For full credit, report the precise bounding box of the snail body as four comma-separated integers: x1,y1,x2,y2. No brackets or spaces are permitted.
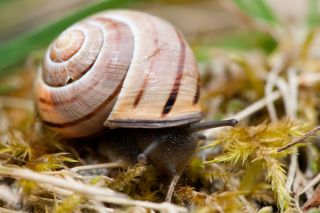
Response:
34,10,237,175
100,128,197,175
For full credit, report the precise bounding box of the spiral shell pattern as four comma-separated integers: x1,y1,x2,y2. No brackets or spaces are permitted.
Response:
35,10,202,137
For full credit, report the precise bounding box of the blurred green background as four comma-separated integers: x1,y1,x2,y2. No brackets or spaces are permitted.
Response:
0,0,318,76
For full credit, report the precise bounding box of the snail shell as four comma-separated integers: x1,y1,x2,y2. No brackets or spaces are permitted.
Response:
34,10,202,137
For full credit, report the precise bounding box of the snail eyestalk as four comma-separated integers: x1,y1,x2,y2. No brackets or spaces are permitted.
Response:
188,119,238,132
137,140,160,163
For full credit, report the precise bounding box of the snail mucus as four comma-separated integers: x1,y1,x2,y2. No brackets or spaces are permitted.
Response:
34,10,238,177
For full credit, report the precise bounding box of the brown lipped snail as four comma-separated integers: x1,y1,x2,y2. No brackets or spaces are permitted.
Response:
34,10,238,176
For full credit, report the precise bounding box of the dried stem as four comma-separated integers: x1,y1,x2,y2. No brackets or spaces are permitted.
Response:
297,173,320,197
284,68,299,193
0,184,21,206
239,195,257,213
278,126,320,152
70,162,126,172
204,91,281,138
0,166,119,196
285,152,298,191
228,91,281,121
165,171,182,203
0,207,26,213
26,195,114,212
265,63,283,122
0,166,187,212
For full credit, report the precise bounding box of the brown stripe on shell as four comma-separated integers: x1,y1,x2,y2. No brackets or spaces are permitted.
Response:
39,97,51,105
161,30,186,116
41,82,123,128
132,47,161,107
132,16,159,108
133,78,148,107
193,81,200,104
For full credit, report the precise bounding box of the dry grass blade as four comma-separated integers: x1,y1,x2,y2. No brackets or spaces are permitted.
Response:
297,173,320,197
0,207,26,213
278,126,320,152
70,162,126,172
0,184,20,205
0,166,187,212
26,195,114,212
0,166,119,196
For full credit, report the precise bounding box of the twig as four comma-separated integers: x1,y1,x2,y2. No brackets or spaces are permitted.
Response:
0,166,187,212
297,173,320,197
294,169,314,199
275,77,289,114
228,170,256,213
39,183,74,196
165,171,182,203
299,72,320,86
203,91,281,138
0,207,26,213
285,68,299,192
27,195,114,212
288,67,298,119
278,126,320,152
239,195,257,213
0,153,28,164
285,152,298,191
89,200,113,213
0,184,21,206
70,162,126,172
0,166,118,196
227,91,281,121
265,63,283,122
45,169,114,182
274,67,298,119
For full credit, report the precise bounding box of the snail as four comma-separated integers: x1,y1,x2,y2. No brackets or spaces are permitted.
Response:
34,10,238,176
